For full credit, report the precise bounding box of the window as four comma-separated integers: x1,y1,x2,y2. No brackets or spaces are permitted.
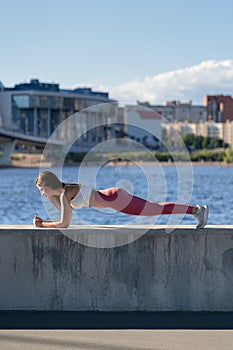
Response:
12,95,30,108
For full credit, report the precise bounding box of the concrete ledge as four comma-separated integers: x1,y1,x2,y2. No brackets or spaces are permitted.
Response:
0,225,233,311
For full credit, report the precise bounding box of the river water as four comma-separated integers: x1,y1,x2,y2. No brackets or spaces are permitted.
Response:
0,164,232,226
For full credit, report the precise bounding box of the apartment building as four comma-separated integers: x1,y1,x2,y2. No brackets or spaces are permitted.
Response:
163,120,233,148
138,100,207,123
203,95,233,122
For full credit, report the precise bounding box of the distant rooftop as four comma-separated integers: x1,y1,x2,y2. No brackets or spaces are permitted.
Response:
3,79,109,98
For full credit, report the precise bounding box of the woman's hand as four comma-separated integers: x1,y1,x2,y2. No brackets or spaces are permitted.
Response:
33,215,43,227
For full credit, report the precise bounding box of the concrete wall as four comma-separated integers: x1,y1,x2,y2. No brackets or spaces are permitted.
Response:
0,225,233,311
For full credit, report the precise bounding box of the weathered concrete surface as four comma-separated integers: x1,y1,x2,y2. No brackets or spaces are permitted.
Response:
0,225,233,311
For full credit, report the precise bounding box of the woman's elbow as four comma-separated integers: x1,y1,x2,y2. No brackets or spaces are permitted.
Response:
57,221,70,228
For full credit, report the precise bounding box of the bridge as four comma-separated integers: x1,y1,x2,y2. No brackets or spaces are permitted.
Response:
0,128,65,166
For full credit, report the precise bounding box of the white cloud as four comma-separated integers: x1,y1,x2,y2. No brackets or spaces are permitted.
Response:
71,81,108,94
110,60,233,104
72,60,233,105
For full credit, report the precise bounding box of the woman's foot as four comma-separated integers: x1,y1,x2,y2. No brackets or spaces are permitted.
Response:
194,205,209,229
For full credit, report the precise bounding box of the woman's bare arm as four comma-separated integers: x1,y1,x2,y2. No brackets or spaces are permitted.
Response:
48,195,61,210
34,193,72,228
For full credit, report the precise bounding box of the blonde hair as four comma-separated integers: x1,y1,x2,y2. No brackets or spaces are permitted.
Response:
35,171,63,189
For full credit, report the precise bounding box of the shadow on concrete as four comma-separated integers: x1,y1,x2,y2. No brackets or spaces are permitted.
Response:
0,312,233,330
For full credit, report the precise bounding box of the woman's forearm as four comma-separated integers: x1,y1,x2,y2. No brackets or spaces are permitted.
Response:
34,192,72,229
39,220,70,228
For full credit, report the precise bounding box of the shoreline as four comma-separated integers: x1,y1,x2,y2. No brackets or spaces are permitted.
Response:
4,153,232,168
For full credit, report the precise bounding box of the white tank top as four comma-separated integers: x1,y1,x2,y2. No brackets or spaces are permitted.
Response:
70,185,93,209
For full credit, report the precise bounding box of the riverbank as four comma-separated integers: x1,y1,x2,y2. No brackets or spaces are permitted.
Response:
6,152,233,168
11,153,52,168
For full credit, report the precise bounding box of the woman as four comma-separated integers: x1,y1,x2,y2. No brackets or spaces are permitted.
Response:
33,171,208,229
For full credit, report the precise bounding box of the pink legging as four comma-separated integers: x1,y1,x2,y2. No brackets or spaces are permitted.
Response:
92,187,194,216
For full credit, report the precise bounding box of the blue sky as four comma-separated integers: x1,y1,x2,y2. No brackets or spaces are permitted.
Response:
1,0,233,104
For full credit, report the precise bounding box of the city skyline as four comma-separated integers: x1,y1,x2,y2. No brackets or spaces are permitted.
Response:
1,0,233,104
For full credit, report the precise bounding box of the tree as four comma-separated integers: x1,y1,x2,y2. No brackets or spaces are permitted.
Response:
182,133,226,150
182,133,196,149
194,135,204,150
223,148,233,163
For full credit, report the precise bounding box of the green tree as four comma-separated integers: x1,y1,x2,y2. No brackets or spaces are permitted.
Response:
183,133,227,150
194,135,204,150
223,148,233,163
182,133,195,149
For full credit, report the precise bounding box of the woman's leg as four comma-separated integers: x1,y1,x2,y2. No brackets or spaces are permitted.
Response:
92,187,194,216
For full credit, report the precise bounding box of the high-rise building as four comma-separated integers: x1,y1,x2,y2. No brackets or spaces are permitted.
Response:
203,95,233,123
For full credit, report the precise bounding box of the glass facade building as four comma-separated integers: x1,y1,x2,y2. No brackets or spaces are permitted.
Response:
0,80,116,141
0,79,120,143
